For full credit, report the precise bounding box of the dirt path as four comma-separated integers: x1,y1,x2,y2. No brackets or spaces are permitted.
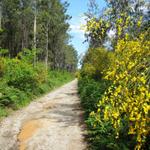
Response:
0,80,87,150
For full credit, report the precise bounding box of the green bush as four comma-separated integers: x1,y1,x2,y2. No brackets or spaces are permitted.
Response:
78,76,135,150
0,58,5,77
78,76,112,149
0,53,74,117
78,37,150,149
4,58,39,92
81,47,114,79
86,112,137,150
78,77,110,115
0,107,8,118
0,80,30,109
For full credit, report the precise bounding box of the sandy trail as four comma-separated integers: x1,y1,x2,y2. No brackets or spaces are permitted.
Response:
0,80,87,150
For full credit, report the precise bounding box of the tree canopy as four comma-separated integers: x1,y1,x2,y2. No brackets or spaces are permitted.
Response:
0,0,78,71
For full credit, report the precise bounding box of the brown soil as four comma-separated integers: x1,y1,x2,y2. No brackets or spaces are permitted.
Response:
18,120,42,150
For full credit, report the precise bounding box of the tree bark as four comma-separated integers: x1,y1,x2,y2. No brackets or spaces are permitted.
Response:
0,2,2,29
33,1,37,66
45,24,49,70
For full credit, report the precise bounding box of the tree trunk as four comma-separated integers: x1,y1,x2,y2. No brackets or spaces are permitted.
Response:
21,19,25,49
45,24,49,70
33,9,37,65
0,2,2,29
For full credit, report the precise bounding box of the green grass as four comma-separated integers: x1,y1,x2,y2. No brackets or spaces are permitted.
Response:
0,107,8,118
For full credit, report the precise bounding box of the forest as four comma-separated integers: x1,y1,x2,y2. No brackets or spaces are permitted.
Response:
0,0,77,117
78,0,150,150
0,0,150,149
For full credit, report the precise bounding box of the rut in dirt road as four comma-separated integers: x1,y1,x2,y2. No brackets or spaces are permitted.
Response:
0,80,87,150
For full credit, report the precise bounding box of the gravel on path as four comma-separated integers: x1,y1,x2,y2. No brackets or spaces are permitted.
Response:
0,80,87,150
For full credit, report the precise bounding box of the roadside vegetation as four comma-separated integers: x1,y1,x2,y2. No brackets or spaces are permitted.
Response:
78,0,150,150
0,50,74,118
0,0,77,118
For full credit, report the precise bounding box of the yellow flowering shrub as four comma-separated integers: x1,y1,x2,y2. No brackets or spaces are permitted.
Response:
81,10,150,150
92,35,150,149
86,18,110,44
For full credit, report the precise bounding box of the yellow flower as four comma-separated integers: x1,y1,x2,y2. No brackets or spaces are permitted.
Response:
140,77,146,84
139,87,146,92
97,108,100,113
90,111,95,116
132,77,137,82
128,127,135,135
112,111,119,119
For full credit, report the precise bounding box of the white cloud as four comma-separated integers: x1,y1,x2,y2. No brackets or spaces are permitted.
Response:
69,24,84,34
69,14,87,33
68,14,87,41
79,15,87,25
108,29,115,38
141,5,149,14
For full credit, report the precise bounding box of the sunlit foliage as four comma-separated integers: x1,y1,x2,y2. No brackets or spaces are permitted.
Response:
79,2,150,149
89,34,150,149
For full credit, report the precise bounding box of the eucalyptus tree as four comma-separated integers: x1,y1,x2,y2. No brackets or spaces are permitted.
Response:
47,0,71,69
0,0,78,71
64,45,78,72
0,1,2,30
37,0,51,69
32,0,37,49
1,0,21,56
20,0,34,49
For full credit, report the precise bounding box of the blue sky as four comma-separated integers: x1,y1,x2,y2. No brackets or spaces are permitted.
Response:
65,0,106,57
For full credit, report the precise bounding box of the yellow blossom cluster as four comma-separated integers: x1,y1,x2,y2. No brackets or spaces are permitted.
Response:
93,35,150,149
86,17,110,43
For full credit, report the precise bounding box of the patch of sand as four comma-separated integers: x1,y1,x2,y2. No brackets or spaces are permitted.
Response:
18,120,42,150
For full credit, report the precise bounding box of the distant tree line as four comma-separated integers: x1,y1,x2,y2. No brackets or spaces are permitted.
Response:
0,0,78,71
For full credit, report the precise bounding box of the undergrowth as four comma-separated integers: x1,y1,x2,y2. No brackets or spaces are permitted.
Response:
0,50,74,118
